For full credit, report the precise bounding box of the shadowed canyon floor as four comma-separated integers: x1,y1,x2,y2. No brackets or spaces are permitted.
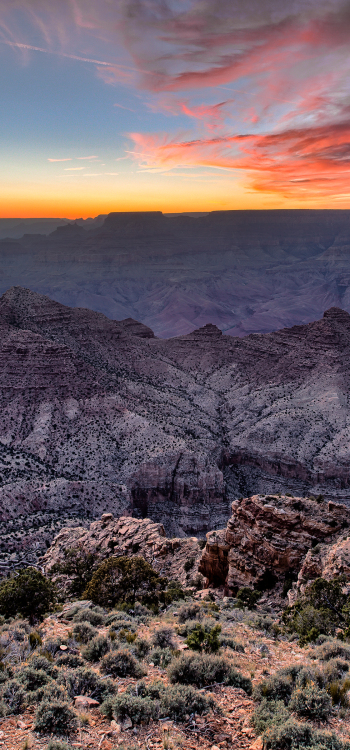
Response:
1,287,350,561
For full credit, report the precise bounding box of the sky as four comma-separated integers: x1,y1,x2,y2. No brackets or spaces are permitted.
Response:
1,0,350,216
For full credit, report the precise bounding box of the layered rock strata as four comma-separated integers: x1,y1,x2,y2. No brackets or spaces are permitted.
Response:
42,513,204,589
199,495,350,592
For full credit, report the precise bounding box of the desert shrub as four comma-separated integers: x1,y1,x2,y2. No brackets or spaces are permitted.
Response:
236,587,261,609
101,649,145,679
83,556,166,608
50,545,98,598
168,652,252,692
250,698,290,734
34,700,78,734
72,606,105,627
1,679,26,714
55,653,85,669
132,638,150,659
118,628,137,644
249,614,280,638
289,681,332,721
253,671,296,705
46,741,75,750
101,681,215,724
29,630,42,649
27,682,69,705
43,638,63,657
17,666,51,691
283,603,335,645
105,611,134,626
109,619,137,634
263,718,350,750
82,635,110,662
313,640,350,662
72,621,98,644
151,627,176,650
159,683,215,721
149,647,173,668
186,622,221,653
101,693,158,724
0,569,56,624
29,655,58,675
219,635,244,652
283,578,350,644
57,667,116,702
178,603,202,623
184,557,195,573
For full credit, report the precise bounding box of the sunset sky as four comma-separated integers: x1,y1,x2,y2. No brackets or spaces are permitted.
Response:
1,0,350,216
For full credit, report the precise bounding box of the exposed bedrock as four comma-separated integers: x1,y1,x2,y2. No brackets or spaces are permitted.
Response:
199,495,350,592
1,287,350,542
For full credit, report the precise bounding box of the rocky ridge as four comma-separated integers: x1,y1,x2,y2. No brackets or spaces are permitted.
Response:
42,513,204,589
199,494,350,593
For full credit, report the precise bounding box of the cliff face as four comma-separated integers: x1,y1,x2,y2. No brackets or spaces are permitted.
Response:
199,495,350,592
1,287,350,556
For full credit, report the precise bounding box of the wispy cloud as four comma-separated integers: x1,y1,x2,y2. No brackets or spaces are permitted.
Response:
76,155,98,160
64,166,85,170
48,157,72,162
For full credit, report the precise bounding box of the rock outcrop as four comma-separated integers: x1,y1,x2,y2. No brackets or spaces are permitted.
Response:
199,495,350,592
288,535,350,603
2,287,350,560
42,513,204,589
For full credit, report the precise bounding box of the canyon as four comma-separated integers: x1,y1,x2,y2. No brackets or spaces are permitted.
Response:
0,287,350,564
1,209,350,338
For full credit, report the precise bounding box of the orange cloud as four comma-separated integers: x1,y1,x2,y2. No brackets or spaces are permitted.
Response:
129,121,350,198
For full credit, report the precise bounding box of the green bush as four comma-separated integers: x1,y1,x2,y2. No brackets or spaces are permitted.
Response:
105,611,134,626
168,652,252,692
72,621,98,644
55,653,85,669
263,718,350,750
236,587,261,610
27,682,69,706
186,623,221,653
178,603,201,623
0,569,56,624
313,640,350,662
159,683,215,721
46,741,75,750
29,630,42,649
34,700,78,735
1,679,26,714
43,638,63,657
151,627,176,649
289,681,332,721
100,680,215,724
149,647,173,668
29,655,58,675
132,638,150,659
72,606,105,627
253,665,305,705
50,546,97,598
101,649,145,679
219,635,244,652
83,556,166,608
57,667,116,702
17,667,51,691
101,693,158,724
250,699,290,734
82,635,110,662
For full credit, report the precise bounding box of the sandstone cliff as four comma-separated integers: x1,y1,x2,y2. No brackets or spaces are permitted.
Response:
199,494,350,593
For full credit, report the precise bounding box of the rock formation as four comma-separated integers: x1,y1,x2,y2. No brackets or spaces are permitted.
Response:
42,513,203,589
199,495,350,592
1,287,350,560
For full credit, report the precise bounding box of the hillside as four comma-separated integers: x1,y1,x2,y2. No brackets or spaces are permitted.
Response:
0,287,350,561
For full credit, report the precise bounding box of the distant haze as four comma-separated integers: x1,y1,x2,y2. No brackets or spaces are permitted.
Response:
1,209,350,338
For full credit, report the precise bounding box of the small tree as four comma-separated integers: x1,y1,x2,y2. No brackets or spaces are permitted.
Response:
0,568,56,624
50,545,97,597
83,556,167,608
236,587,261,610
